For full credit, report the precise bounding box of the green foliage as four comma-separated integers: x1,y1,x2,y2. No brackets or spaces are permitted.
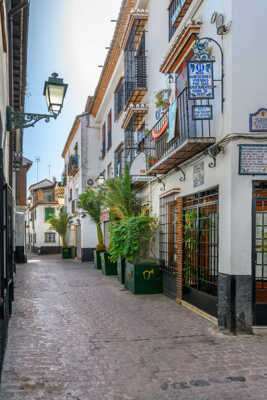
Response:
104,165,141,221
48,209,70,248
155,89,171,108
78,188,106,249
109,216,158,264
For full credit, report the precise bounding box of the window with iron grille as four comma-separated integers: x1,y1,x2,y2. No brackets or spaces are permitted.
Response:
44,232,56,243
183,188,219,297
114,78,124,120
124,28,147,106
114,145,124,177
168,0,192,41
160,193,179,274
101,123,106,159
69,188,72,201
43,190,54,202
107,163,112,179
107,110,112,150
71,199,76,214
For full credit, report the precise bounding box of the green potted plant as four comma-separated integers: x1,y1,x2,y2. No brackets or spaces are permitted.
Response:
48,209,71,258
155,89,171,109
78,188,106,269
104,165,141,281
109,215,162,294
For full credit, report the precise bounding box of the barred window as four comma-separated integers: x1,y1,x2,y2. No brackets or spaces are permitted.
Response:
101,123,106,159
114,78,124,120
107,110,112,150
45,232,56,243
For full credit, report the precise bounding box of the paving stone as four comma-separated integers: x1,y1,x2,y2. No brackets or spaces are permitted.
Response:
1,255,267,399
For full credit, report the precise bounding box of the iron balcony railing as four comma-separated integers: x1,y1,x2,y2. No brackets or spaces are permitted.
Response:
169,0,192,41
143,88,211,168
68,155,79,176
124,31,147,106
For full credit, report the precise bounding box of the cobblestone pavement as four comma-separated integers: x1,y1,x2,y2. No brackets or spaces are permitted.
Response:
1,256,267,400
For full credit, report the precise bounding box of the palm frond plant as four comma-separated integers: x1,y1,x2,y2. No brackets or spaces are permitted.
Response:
104,165,141,221
78,187,106,251
48,208,70,249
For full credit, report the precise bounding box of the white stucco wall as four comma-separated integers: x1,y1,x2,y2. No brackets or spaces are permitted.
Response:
34,204,61,248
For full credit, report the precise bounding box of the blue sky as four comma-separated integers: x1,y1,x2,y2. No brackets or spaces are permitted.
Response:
24,0,122,188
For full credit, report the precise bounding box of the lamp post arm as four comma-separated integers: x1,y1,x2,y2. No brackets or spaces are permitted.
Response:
6,106,57,131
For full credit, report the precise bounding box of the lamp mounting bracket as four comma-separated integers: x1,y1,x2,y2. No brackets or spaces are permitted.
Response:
6,106,57,131
174,165,186,182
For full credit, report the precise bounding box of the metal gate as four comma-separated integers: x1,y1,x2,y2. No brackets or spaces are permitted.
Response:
183,188,218,317
253,182,267,325
0,149,14,370
160,193,178,299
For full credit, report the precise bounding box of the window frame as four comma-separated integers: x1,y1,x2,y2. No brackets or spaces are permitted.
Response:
44,232,56,243
101,122,106,159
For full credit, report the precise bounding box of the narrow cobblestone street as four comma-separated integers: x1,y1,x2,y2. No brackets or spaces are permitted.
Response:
1,256,267,400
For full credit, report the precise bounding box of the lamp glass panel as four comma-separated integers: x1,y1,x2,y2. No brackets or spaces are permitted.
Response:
46,84,65,112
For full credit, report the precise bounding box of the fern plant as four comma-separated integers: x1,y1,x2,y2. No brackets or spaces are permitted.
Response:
104,165,141,221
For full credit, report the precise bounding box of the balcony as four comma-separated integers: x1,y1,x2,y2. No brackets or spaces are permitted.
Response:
68,155,79,176
142,88,215,175
124,25,147,107
169,0,194,41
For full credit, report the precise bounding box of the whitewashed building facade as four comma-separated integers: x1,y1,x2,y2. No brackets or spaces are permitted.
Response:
62,111,98,261
26,180,64,254
62,0,267,333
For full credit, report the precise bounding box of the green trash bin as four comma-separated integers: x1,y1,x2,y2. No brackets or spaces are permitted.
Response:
117,256,126,284
62,248,72,259
100,252,117,275
125,261,163,294
93,250,105,270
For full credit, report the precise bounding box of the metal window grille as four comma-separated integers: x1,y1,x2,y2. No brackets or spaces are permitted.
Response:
71,199,76,214
114,79,124,120
160,193,178,274
107,110,112,150
45,232,56,243
124,28,147,106
101,123,106,158
169,0,192,41
124,117,139,170
183,188,218,297
114,145,124,177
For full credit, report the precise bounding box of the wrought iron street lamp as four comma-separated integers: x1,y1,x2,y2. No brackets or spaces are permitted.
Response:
6,72,68,131
97,173,105,186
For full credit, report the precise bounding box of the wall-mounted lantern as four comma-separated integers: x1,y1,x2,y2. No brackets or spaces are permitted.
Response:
6,72,68,131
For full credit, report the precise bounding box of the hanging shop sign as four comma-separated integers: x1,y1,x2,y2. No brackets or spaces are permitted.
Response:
239,144,267,175
193,161,205,187
249,108,267,132
187,61,214,100
131,176,154,183
192,105,213,120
